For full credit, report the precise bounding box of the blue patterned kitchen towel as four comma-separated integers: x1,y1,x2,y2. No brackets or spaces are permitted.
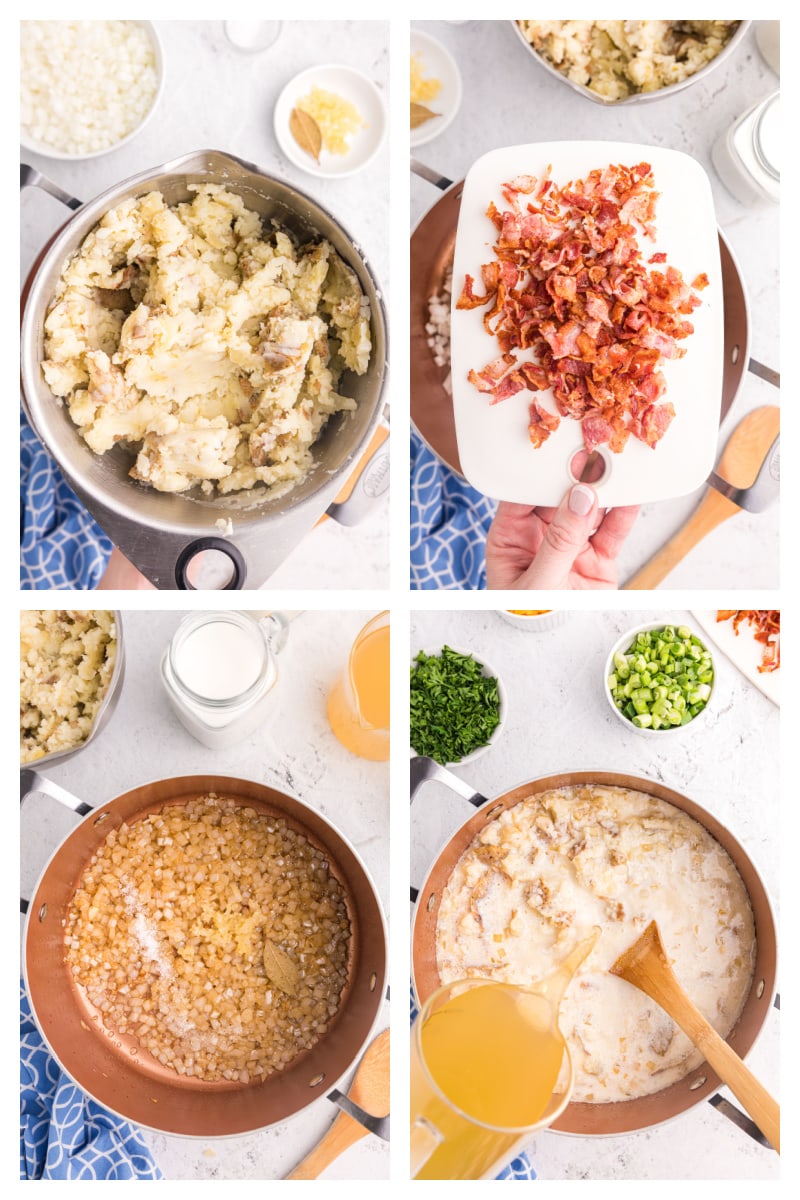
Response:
409,986,537,1180
20,409,112,591
20,982,161,1180
410,428,496,591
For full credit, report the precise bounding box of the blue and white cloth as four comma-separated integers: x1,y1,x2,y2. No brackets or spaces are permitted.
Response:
20,410,112,591
410,428,496,590
409,986,537,1181
20,982,161,1180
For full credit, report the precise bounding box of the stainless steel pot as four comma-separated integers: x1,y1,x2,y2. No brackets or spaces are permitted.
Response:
22,771,387,1137
21,150,389,589
510,20,752,107
411,758,777,1140
19,610,125,771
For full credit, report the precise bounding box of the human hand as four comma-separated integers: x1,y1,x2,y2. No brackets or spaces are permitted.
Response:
96,547,156,590
486,483,639,590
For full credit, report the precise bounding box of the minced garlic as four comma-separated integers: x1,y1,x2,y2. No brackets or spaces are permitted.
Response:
296,86,363,156
410,53,441,104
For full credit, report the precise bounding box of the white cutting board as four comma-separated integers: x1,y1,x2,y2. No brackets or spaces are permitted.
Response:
692,611,780,706
450,142,723,506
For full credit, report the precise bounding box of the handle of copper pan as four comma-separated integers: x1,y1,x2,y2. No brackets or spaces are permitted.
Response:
20,769,93,914
410,756,493,902
410,756,490,809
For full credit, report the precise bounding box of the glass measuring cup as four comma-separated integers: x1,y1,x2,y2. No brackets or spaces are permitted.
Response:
411,930,599,1180
327,612,389,761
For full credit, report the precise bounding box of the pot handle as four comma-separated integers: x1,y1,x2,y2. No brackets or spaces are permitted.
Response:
410,157,454,192
327,1088,390,1141
326,431,390,527
20,768,93,817
174,538,247,590
20,163,83,210
20,769,93,914
410,755,490,809
410,756,491,903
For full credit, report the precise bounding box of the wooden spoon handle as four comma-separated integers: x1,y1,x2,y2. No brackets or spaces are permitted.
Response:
689,1020,780,1153
624,956,780,1153
285,1112,366,1180
624,490,739,590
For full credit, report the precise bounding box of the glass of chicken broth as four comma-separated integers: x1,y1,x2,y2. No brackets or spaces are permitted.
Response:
411,977,575,1180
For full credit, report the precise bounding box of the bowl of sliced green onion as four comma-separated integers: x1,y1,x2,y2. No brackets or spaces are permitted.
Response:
604,622,715,736
410,645,507,766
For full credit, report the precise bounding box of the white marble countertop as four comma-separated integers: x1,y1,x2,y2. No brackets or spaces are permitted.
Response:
410,608,779,1180
411,20,780,589
20,608,389,1179
20,20,389,590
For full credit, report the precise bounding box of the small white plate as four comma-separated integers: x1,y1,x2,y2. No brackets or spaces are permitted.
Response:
274,64,386,179
410,30,462,148
691,611,779,705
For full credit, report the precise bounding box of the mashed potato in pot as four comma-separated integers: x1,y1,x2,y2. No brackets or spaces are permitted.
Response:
41,185,372,496
517,20,741,101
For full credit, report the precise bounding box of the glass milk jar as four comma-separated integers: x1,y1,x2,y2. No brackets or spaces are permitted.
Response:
161,611,289,749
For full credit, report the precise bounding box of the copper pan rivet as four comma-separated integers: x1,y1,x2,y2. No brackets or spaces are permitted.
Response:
689,1075,707,1091
757,979,765,998
369,973,377,992
308,1073,326,1088
732,345,740,364
485,804,505,822
426,893,437,913
93,812,110,826
38,903,48,922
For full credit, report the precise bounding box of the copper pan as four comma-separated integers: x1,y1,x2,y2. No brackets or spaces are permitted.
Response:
410,171,755,479
23,772,387,1137
410,760,777,1138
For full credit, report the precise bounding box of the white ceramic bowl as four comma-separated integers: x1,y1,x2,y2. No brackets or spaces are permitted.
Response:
604,621,716,738
496,610,570,633
274,64,386,179
410,30,462,148
20,21,165,161
410,645,507,767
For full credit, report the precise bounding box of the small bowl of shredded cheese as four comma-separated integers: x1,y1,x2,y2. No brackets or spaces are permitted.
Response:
274,63,386,178
20,20,164,160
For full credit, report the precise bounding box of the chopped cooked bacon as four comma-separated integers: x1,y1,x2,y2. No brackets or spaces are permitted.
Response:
716,610,780,673
459,162,706,453
528,401,560,447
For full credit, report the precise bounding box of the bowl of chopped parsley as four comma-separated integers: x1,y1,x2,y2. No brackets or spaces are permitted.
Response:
410,645,507,766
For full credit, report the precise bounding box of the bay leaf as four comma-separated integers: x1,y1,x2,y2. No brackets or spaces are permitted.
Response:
290,107,322,162
411,102,439,130
263,937,300,997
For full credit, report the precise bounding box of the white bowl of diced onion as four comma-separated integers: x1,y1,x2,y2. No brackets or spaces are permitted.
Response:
20,20,165,161
604,621,716,737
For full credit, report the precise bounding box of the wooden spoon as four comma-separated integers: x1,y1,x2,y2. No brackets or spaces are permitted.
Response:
286,1028,390,1179
610,921,779,1153
624,405,779,589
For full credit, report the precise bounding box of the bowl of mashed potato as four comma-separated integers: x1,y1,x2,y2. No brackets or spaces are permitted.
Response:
513,20,749,105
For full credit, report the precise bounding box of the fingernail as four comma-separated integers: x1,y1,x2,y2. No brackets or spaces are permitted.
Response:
569,484,595,516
